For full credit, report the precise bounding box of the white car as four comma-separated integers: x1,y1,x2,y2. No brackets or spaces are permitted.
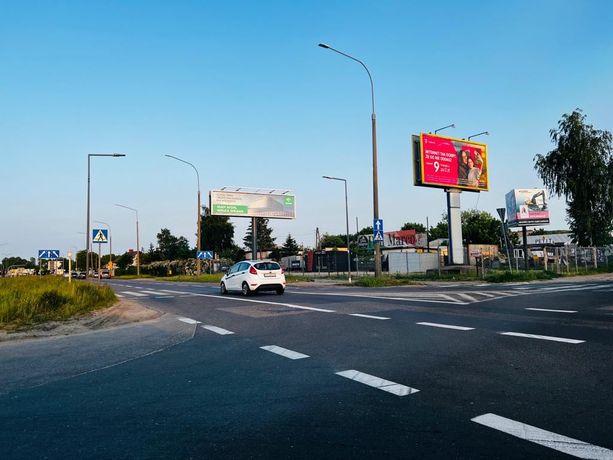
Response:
220,260,286,296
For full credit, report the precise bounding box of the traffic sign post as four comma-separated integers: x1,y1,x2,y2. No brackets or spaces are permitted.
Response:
92,229,109,243
197,250,214,260
373,219,384,243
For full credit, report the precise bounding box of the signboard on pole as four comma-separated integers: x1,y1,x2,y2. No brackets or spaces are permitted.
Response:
210,190,296,219
92,228,109,243
197,250,214,260
38,249,60,260
505,189,550,227
373,219,384,243
412,133,489,192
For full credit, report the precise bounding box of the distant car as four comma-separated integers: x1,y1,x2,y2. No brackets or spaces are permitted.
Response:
220,260,285,296
77,271,86,279
100,269,110,279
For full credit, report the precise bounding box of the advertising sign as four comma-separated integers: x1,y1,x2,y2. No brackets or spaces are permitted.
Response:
413,133,489,192
210,190,296,219
505,188,550,227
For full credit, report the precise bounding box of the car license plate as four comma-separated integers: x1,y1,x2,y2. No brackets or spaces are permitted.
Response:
264,273,276,277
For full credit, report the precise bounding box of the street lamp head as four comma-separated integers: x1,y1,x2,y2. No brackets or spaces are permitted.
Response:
318,43,331,49
112,153,126,157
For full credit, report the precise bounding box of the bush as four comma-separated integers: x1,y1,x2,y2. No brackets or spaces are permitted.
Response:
0,277,117,328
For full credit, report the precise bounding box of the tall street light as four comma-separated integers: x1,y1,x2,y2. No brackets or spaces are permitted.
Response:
318,43,382,277
86,153,126,279
115,204,140,276
165,154,202,275
323,175,352,283
94,220,113,275
467,131,489,141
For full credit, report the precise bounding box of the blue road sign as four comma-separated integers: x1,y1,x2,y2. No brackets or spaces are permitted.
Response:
197,250,214,260
38,249,60,260
373,219,384,243
92,228,109,243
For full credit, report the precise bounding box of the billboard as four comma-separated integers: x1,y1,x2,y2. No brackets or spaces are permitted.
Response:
210,190,296,219
413,133,489,192
505,188,550,227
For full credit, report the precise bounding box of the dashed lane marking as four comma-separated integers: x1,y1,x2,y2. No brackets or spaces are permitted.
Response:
416,322,475,331
292,291,468,305
525,308,577,314
201,325,234,335
116,294,124,298
177,317,201,324
499,332,584,344
472,413,613,459
349,313,390,320
335,370,419,396
260,345,309,360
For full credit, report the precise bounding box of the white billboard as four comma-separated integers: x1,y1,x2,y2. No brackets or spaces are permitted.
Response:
210,190,296,219
505,188,550,227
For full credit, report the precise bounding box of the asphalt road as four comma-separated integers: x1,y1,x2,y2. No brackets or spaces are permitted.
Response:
2,278,613,459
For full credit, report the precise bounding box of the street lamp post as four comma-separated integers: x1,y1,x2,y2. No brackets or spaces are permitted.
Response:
323,176,352,283
467,131,489,141
86,153,125,279
434,123,455,135
94,220,113,275
164,154,202,275
115,204,140,276
318,43,382,277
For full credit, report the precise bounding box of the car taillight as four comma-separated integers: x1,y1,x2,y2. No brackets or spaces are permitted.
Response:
249,266,257,275
281,268,285,274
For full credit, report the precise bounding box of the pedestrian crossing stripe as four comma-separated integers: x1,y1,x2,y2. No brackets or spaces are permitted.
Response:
93,229,108,243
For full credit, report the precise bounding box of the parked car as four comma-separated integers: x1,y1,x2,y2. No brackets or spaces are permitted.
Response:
220,260,285,296
100,269,110,279
77,271,86,279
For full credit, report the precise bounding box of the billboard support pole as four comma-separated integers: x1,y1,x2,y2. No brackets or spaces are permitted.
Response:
522,226,529,271
252,217,257,261
446,189,464,265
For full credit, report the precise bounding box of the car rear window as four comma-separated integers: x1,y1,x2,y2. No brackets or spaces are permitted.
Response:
254,262,281,271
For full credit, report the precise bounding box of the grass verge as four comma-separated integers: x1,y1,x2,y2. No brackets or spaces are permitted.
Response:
0,277,117,329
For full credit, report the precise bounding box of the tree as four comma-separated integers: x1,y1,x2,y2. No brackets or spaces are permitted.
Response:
1,256,33,270
319,233,345,249
156,228,191,260
461,210,501,244
534,109,613,246
401,222,426,232
281,234,300,257
200,209,236,255
429,214,449,240
115,251,134,270
243,218,275,252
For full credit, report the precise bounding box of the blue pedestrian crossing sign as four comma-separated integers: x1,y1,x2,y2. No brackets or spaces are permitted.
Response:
197,250,214,260
373,218,384,243
38,249,60,260
92,228,109,243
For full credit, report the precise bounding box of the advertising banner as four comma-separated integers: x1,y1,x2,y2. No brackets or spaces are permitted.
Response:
210,190,296,219
505,188,550,227
414,133,488,192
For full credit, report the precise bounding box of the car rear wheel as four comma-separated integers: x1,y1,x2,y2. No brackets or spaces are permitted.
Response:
276,287,284,295
241,282,251,297
220,282,228,295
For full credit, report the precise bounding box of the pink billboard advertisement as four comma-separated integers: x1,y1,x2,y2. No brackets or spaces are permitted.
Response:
418,133,489,192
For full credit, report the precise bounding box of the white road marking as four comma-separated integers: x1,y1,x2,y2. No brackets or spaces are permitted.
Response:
417,322,475,331
457,293,478,302
160,289,192,294
525,308,577,314
177,317,201,324
189,293,336,313
336,370,419,396
474,291,496,298
500,332,584,344
154,296,173,299
492,291,518,297
546,284,611,293
139,289,170,295
294,291,468,305
349,313,390,320
472,413,613,459
476,283,490,287
201,325,234,335
121,291,148,297
115,294,124,298
260,345,309,360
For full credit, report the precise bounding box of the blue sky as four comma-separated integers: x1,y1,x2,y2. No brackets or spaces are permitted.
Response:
1,0,612,258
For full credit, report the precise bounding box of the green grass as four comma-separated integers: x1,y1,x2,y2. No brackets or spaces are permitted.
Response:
483,270,559,283
0,277,117,329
